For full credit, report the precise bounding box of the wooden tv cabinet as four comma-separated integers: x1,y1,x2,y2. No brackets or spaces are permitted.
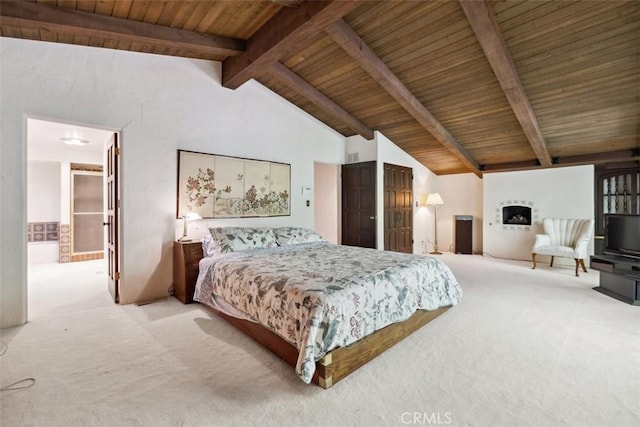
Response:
591,254,640,305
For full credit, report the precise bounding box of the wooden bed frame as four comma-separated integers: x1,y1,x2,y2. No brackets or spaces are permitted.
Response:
174,241,451,388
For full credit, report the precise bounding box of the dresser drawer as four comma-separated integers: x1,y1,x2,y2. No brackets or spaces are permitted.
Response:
591,259,614,273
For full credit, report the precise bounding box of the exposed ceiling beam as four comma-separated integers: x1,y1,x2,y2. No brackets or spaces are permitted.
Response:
554,149,640,166
0,1,245,57
482,149,640,173
460,0,552,167
481,159,540,173
270,0,305,7
269,62,374,140
326,19,482,177
222,0,361,90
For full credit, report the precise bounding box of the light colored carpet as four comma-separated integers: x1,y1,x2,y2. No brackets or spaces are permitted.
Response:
1,254,638,427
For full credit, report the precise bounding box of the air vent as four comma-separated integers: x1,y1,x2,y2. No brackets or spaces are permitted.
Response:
347,152,359,163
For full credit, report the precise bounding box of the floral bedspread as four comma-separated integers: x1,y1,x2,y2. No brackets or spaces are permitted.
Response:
194,242,462,383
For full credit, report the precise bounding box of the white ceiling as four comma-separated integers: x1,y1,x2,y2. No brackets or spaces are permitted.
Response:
27,118,113,153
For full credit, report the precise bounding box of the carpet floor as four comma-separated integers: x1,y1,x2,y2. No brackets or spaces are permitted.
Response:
1,254,638,427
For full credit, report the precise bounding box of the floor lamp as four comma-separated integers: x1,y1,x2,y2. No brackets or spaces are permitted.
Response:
426,193,444,254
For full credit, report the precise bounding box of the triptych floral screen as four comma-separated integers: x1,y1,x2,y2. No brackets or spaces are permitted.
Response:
177,150,290,218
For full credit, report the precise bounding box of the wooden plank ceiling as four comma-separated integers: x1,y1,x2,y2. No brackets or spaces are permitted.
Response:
1,0,638,176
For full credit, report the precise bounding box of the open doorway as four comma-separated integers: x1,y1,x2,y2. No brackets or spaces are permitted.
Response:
314,162,341,244
27,118,120,318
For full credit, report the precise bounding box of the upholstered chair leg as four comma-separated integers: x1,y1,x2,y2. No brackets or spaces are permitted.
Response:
579,258,588,273
574,259,580,276
550,256,554,267
532,253,537,269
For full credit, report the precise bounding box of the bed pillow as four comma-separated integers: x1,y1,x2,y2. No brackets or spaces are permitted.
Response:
273,227,325,246
201,234,220,258
208,227,278,254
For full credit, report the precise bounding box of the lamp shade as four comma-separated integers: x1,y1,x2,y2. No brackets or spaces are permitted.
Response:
184,212,202,220
426,193,444,206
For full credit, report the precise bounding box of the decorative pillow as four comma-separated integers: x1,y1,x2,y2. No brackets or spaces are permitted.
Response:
201,234,220,258
273,227,325,246
208,227,278,253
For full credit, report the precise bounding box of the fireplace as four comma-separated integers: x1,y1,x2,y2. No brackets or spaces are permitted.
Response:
502,205,532,225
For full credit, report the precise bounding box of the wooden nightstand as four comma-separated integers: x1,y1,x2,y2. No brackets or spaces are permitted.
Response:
173,240,204,304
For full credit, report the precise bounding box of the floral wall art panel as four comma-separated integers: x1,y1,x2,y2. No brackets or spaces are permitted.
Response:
178,150,216,217
213,156,245,217
177,150,290,218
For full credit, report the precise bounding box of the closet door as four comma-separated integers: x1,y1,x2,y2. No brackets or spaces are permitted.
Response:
342,161,377,248
384,163,413,253
71,170,104,259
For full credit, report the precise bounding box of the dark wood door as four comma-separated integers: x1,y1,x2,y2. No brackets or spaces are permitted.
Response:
384,163,413,253
342,161,376,248
594,164,640,255
105,133,120,303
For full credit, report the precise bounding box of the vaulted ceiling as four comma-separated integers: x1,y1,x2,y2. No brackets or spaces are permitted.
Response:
1,0,638,176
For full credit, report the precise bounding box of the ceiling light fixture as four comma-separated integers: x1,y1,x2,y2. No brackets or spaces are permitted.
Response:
61,137,90,146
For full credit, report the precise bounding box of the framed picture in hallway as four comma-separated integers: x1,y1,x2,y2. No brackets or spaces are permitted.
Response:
177,150,290,219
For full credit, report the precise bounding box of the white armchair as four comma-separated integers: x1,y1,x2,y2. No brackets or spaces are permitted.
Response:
531,218,594,276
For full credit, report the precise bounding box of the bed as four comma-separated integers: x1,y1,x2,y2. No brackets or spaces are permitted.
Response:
186,227,462,388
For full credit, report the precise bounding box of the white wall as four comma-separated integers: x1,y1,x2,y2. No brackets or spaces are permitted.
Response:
483,165,594,262
313,162,340,244
27,161,61,265
345,135,377,163
375,132,439,253
27,244,59,265
1,38,345,327
28,161,61,223
438,173,484,254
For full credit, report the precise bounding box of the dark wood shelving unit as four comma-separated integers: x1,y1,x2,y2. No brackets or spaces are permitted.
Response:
591,254,640,305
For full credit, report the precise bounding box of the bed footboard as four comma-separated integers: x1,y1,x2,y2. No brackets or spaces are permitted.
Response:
209,305,450,388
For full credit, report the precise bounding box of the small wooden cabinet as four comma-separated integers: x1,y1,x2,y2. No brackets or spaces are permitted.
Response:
173,240,203,304
453,215,473,254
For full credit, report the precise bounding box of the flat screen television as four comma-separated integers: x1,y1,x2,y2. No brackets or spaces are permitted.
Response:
604,214,640,260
